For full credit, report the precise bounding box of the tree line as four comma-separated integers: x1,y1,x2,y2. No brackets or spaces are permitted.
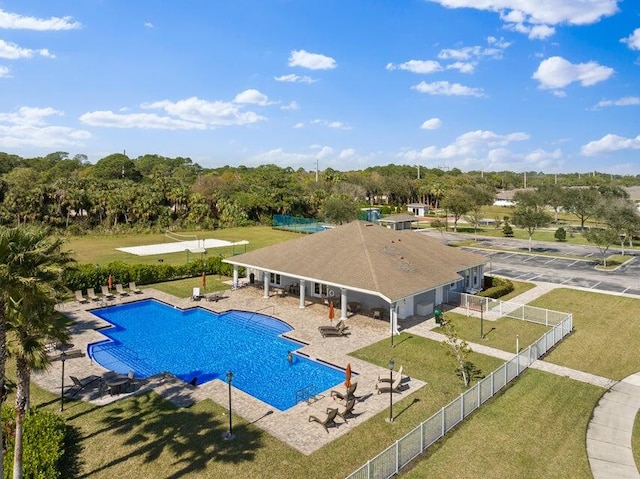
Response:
1,151,639,232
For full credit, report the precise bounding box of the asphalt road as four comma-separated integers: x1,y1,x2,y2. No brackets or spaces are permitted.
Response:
420,231,640,297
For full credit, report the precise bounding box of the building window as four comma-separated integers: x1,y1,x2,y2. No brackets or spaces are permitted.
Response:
270,273,281,285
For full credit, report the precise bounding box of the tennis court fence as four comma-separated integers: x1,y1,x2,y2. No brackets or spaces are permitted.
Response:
345,295,572,479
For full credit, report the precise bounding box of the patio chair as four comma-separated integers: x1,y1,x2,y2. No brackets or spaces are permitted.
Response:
74,290,88,304
318,320,347,332
101,285,115,300
87,288,100,301
309,407,339,433
331,382,358,401
129,282,143,294
378,365,404,383
115,283,129,297
68,375,101,397
206,291,224,302
375,374,403,394
320,323,350,337
191,287,202,301
336,398,357,423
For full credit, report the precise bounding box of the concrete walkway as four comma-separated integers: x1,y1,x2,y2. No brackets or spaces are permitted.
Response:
587,373,640,479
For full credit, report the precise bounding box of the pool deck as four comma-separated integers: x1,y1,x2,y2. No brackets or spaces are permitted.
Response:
35,285,427,455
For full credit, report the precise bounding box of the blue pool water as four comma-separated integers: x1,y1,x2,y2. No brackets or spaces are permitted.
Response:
88,299,345,410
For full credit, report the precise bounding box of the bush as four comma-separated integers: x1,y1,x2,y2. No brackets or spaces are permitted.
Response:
554,227,566,242
478,276,514,299
64,255,240,292
502,222,514,237
2,407,66,479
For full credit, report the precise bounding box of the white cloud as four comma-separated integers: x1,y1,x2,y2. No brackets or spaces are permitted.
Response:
339,148,356,159
438,42,508,61
0,65,9,77
581,133,640,156
293,122,304,128
311,119,351,130
0,106,90,149
0,39,55,59
142,96,266,126
532,56,614,92
427,1,618,32
82,96,266,130
80,111,205,130
412,80,485,97
421,118,442,130
288,49,336,70
594,96,640,108
0,8,81,30
385,60,442,74
621,28,640,51
447,61,475,73
281,101,299,110
233,89,271,106
144,22,154,29
274,73,317,83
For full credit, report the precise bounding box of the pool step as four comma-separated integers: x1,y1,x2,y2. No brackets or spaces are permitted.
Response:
91,342,156,377
222,311,289,337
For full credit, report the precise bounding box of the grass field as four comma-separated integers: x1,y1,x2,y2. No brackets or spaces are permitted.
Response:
64,226,300,265
529,288,640,381
400,370,602,479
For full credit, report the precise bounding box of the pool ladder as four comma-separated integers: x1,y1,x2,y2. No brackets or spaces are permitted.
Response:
295,384,318,405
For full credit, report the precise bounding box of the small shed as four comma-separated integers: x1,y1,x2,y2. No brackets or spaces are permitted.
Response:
407,203,429,217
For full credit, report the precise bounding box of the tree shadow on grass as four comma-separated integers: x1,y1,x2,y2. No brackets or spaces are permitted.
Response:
78,393,263,478
60,425,84,479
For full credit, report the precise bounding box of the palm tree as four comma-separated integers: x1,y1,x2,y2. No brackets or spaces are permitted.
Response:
0,226,72,479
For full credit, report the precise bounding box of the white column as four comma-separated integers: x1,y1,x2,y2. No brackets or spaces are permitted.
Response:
340,288,348,320
233,265,239,287
263,274,269,298
390,306,399,335
299,280,306,309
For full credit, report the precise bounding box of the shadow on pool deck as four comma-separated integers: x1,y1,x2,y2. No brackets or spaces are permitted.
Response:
35,287,427,455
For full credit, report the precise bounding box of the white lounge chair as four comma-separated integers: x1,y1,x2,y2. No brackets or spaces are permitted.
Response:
129,282,143,294
74,290,88,304
191,287,202,301
375,374,404,394
378,365,403,383
101,285,115,300
87,288,100,301
115,283,129,296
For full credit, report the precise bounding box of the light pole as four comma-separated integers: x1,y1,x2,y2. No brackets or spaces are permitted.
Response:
387,359,394,423
59,351,67,412
225,370,235,440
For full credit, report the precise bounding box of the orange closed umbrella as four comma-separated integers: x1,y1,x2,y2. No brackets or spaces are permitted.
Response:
329,301,335,320
345,363,352,389
201,271,206,289
108,274,113,290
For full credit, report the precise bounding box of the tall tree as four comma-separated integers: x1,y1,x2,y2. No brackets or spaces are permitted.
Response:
562,187,600,230
512,190,552,252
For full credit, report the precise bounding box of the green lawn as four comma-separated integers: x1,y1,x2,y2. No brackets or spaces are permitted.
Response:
63,226,300,265
433,311,550,354
529,288,640,380
401,370,602,479
634,412,640,469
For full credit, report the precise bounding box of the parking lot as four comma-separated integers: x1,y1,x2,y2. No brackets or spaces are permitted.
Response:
421,231,640,297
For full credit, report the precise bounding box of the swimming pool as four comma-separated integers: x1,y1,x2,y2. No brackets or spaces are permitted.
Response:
88,299,346,410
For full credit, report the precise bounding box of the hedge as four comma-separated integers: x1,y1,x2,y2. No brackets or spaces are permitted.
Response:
478,276,514,299
2,407,66,479
64,255,241,292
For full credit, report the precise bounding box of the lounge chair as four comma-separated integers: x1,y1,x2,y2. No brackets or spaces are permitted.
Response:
101,285,115,300
336,398,357,423
115,283,129,296
206,291,224,302
68,375,100,397
74,290,88,304
318,320,346,332
191,287,202,301
87,288,100,301
378,365,404,383
376,374,404,394
331,382,358,401
320,324,350,337
129,282,143,294
309,407,339,433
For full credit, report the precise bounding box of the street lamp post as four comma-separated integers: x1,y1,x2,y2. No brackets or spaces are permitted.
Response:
387,359,394,423
59,351,67,412
225,370,235,440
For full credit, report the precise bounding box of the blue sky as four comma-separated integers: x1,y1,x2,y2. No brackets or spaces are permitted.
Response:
1,0,639,174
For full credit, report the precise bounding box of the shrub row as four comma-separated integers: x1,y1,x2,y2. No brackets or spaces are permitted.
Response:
2,407,66,479
478,276,514,299
64,255,241,292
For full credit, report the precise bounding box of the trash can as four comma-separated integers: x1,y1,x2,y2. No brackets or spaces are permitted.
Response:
249,273,255,284
434,308,442,325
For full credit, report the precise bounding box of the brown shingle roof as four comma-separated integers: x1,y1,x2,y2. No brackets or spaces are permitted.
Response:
224,221,486,302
